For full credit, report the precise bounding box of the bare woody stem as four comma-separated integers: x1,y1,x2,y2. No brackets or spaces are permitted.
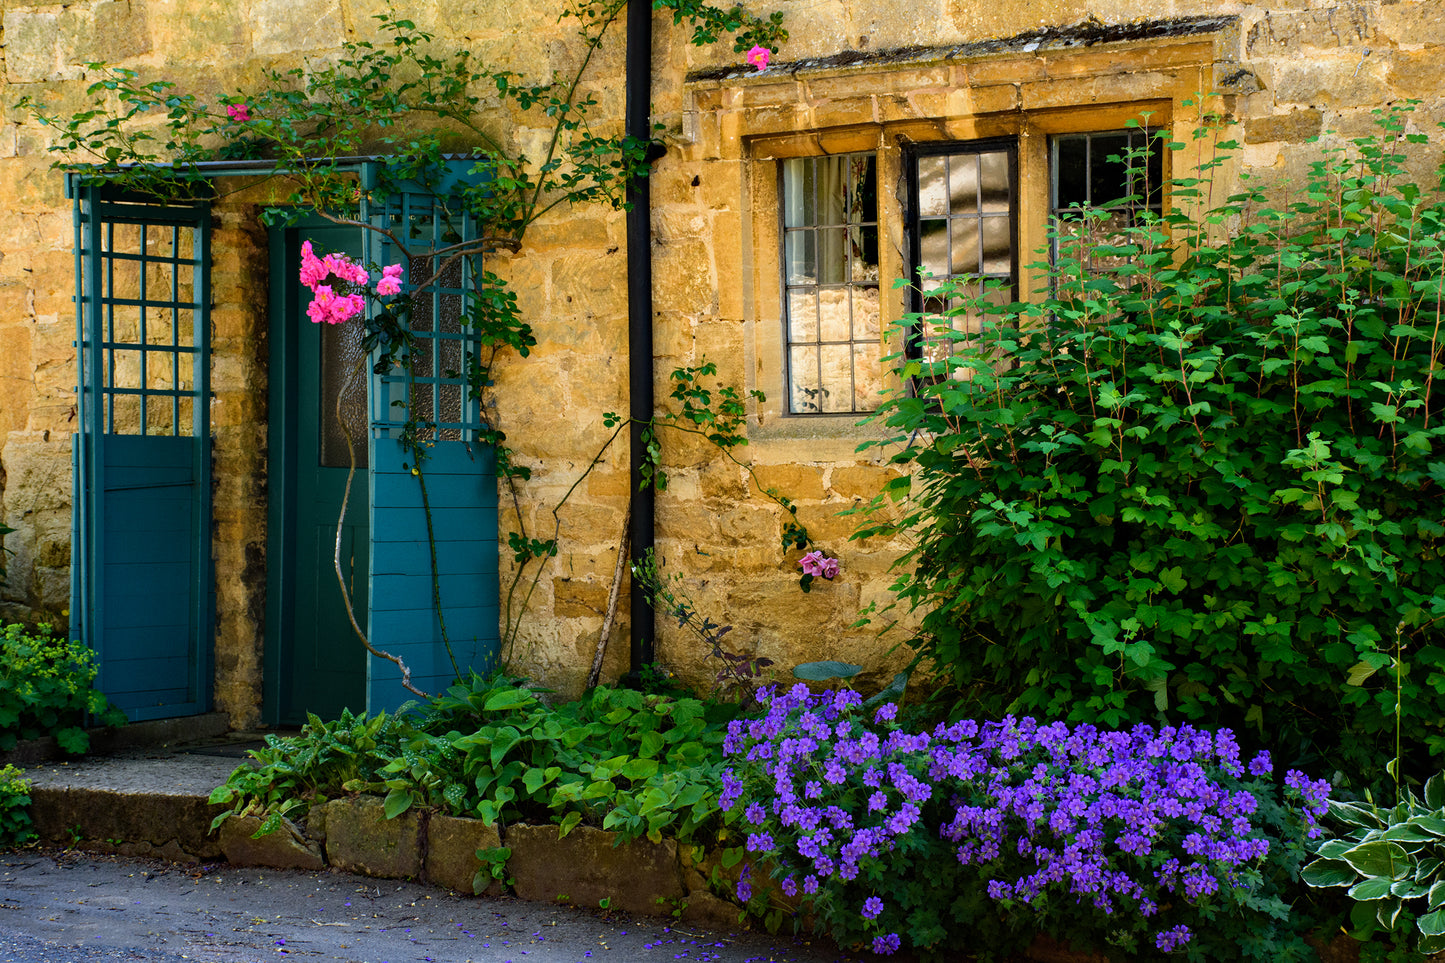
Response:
334,355,429,699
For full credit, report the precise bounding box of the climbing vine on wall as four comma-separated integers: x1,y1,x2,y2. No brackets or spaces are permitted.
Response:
18,2,801,692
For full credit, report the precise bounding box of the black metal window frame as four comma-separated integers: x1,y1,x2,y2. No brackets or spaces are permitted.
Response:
903,137,1021,367
1049,127,1164,274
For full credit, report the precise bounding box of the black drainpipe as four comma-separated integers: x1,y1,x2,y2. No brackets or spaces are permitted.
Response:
626,0,657,675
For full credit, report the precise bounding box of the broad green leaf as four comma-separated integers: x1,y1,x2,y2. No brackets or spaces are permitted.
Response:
1346,660,1379,687
1427,774,1445,810
1421,908,1445,938
792,661,862,681
489,726,522,769
484,688,536,713
1349,876,1393,901
1377,895,1403,930
1301,858,1358,888
557,811,582,838
383,788,414,819
1384,824,1437,843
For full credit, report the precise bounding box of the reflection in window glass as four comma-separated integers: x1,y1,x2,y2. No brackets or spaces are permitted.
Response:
780,153,881,414
909,143,1017,380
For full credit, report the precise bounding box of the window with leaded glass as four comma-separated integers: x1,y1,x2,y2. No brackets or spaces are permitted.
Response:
1050,128,1163,272
906,140,1019,374
780,153,882,414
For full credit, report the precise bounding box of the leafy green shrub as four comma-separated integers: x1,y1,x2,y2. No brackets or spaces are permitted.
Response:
861,105,1445,789
0,764,35,848
1303,773,1445,954
210,675,739,850
0,623,125,753
208,708,413,834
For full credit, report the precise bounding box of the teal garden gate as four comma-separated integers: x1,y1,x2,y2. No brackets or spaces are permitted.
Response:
69,182,213,721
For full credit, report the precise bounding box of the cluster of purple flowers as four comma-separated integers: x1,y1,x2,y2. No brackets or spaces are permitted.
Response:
722,684,1330,957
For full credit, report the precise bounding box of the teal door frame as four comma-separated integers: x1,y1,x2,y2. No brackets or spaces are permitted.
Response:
69,180,214,721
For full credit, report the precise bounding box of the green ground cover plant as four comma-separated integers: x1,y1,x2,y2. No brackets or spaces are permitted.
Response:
1302,773,1445,955
209,675,741,852
859,104,1445,792
0,623,125,754
0,764,35,848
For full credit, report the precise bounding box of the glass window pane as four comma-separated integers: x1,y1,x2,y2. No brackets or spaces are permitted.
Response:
947,155,980,215
950,219,980,276
818,287,851,343
1089,133,1132,205
788,289,819,342
1054,136,1089,209
817,227,847,285
981,216,1012,275
919,218,949,279
849,224,878,283
320,318,370,469
819,344,853,413
782,158,815,228
853,342,886,412
978,151,1010,213
789,345,822,413
785,230,817,285
853,286,881,342
917,155,948,217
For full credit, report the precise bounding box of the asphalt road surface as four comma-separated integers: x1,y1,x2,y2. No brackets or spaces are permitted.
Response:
0,850,861,963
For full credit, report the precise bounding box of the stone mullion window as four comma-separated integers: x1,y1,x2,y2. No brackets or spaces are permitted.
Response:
779,153,882,415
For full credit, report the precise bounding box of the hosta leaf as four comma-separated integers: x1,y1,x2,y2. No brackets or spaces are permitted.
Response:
1391,879,1428,899
1301,858,1358,888
1343,840,1412,879
1421,906,1445,938
1329,800,1384,829
1410,816,1445,836
1420,857,1444,883
1315,839,1353,859
1377,896,1403,930
1349,876,1394,901
792,661,862,681
1384,824,1436,843
1421,933,1445,955
1427,774,1445,810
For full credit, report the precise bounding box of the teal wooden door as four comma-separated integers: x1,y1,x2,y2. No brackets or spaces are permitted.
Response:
267,223,369,723
70,186,213,721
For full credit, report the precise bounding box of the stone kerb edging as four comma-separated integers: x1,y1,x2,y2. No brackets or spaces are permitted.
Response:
217,795,744,928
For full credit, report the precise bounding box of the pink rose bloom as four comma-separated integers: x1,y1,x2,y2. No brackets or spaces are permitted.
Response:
226,103,251,123
799,549,840,579
745,45,771,71
299,241,328,287
376,263,404,297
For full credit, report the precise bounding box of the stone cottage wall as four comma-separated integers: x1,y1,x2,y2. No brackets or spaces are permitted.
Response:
1,0,1442,722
